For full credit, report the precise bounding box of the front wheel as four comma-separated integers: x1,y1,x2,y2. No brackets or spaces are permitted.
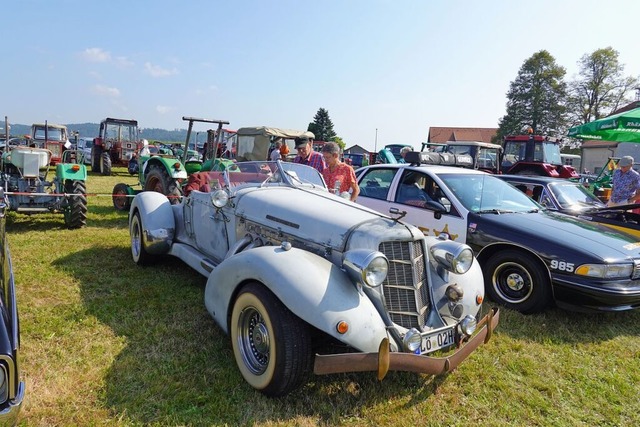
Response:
130,212,152,265
92,146,102,172
112,183,132,211
231,282,312,397
483,250,552,314
63,180,88,229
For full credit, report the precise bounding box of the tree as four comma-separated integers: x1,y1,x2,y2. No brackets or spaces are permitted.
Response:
307,108,337,142
567,47,639,126
332,136,345,151
496,50,568,142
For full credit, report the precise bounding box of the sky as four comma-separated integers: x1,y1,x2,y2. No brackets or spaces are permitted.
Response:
2,0,640,152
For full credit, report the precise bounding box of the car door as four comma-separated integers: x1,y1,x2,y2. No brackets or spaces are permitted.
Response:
357,167,469,243
183,190,230,263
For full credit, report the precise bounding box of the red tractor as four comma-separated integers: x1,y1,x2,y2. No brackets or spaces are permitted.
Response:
501,133,579,178
92,118,142,175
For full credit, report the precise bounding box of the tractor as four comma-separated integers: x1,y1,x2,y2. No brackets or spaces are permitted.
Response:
30,122,71,165
92,118,142,176
0,141,88,229
112,116,231,211
501,133,579,178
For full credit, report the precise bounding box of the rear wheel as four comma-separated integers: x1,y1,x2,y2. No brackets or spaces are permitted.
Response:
483,249,552,314
144,164,181,204
63,180,88,229
112,183,132,211
231,282,312,396
101,152,112,176
92,146,102,172
130,212,152,265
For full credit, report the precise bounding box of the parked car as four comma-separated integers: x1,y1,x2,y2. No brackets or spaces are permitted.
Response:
354,151,640,314
0,190,25,423
498,174,640,238
128,160,499,396
77,137,94,165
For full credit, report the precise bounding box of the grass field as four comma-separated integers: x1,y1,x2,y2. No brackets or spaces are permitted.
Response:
8,167,640,426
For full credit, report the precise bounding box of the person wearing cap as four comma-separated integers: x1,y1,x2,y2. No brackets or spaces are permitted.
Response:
608,156,640,206
293,135,325,172
321,142,360,202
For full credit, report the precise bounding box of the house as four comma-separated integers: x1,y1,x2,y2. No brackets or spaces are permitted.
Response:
344,144,370,155
427,127,498,144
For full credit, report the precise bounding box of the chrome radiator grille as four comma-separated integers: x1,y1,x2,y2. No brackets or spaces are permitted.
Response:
378,240,430,330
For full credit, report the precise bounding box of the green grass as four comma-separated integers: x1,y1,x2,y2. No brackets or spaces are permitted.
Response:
9,167,640,426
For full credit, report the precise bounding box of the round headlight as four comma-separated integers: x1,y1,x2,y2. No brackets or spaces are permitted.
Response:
342,250,389,287
403,328,422,352
364,255,389,287
430,240,474,274
452,247,474,274
459,315,477,336
210,189,229,208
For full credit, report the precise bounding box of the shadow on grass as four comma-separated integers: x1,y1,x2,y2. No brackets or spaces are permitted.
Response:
54,247,449,425
491,302,640,344
5,208,128,233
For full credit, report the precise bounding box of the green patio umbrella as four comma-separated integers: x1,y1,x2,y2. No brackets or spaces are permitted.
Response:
567,107,640,142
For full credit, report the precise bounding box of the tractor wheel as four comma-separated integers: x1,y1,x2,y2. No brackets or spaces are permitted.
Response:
63,180,88,229
101,152,112,176
112,183,132,211
483,249,552,314
144,164,181,204
130,211,152,265
230,282,312,397
92,146,102,172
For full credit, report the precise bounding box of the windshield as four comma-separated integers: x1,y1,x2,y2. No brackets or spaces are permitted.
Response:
33,127,65,141
539,142,562,164
440,173,540,213
548,182,604,210
216,161,326,189
105,122,138,142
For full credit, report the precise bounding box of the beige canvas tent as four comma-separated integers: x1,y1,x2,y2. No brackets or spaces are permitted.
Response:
235,126,314,161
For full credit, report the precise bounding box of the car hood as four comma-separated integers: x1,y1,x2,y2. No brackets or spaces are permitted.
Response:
234,187,420,251
470,210,640,261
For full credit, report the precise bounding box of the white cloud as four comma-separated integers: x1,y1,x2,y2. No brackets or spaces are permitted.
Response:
91,84,120,97
114,56,134,68
82,48,111,63
144,62,178,77
156,105,173,114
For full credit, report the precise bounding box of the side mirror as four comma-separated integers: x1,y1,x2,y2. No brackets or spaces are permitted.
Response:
425,200,447,213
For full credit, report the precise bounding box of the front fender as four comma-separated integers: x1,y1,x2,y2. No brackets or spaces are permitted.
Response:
143,157,188,180
56,163,88,181
205,246,389,353
129,191,175,255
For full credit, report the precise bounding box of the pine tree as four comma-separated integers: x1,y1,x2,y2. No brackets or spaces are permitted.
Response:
307,108,337,142
496,50,568,141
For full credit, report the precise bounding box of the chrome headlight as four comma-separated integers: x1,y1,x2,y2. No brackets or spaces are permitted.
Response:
430,239,474,274
210,189,229,208
459,315,477,336
403,328,422,352
575,263,633,279
342,249,388,287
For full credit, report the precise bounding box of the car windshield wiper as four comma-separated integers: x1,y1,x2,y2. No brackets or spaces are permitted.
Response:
477,208,515,214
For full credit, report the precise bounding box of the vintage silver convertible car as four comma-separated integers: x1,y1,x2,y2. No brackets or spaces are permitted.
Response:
128,161,499,396
0,191,25,424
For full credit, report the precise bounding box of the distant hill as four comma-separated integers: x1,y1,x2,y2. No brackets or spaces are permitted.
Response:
2,122,190,143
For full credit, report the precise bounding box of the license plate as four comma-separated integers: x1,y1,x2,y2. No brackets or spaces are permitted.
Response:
420,327,455,354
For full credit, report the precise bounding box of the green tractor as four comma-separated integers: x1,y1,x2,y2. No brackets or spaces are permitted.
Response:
0,144,88,228
112,117,232,211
